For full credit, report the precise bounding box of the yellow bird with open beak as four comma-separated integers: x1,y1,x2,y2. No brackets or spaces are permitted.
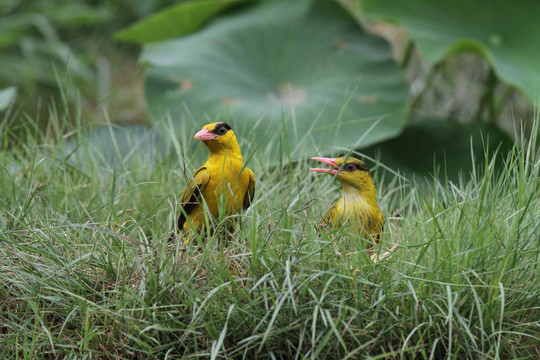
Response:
172,122,255,241
310,156,383,247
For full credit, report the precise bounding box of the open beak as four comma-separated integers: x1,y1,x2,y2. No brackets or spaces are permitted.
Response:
309,157,339,176
194,128,217,141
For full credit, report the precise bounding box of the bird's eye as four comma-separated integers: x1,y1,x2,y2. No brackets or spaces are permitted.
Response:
218,126,227,135
345,163,356,172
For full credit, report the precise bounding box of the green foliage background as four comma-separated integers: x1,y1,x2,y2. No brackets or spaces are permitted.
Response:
361,0,540,103
0,0,176,116
112,0,536,176
2,0,537,178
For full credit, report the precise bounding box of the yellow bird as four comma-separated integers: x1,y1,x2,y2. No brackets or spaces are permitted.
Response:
310,156,383,247
173,122,255,241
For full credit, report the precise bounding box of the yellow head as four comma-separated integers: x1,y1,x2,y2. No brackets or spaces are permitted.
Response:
310,156,374,190
193,122,241,157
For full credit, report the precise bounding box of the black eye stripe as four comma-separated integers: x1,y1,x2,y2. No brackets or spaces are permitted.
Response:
343,161,370,172
211,122,232,136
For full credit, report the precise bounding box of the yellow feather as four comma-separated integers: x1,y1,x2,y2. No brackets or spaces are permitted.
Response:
174,122,255,240
312,156,383,247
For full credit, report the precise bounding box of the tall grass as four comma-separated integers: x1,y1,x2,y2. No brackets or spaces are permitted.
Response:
0,108,539,359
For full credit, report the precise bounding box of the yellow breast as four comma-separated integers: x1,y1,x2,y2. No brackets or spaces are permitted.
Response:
201,157,249,217
332,193,383,239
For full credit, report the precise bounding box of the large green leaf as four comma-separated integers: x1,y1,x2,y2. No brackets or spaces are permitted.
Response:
360,0,540,102
141,0,409,163
114,0,249,44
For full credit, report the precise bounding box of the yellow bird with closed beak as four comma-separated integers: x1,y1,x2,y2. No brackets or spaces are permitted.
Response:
310,156,383,247
172,122,255,242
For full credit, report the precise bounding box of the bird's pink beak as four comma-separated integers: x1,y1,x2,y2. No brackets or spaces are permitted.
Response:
194,128,217,141
310,157,339,176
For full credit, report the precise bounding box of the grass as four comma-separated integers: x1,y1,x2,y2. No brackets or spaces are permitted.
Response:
0,108,539,359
